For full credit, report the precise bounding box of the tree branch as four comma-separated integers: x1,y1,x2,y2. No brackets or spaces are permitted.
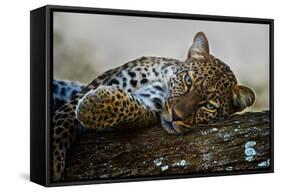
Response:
62,111,271,181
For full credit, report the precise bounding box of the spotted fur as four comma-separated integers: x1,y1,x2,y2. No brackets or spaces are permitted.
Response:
52,32,255,181
53,80,84,111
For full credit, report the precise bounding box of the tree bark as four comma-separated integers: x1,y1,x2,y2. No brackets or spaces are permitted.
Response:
62,111,271,181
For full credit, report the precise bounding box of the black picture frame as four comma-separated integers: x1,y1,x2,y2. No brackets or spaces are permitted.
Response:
30,5,274,187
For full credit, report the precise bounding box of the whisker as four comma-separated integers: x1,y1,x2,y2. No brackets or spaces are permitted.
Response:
178,124,192,132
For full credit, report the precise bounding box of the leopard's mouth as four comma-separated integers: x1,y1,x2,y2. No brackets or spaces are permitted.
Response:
160,115,192,134
161,102,193,134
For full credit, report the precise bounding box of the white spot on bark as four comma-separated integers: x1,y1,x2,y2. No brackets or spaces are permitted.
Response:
226,166,233,171
258,159,270,168
100,174,109,178
201,131,207,135
203,153,212,161
245,147,256,156
245,141,256,148
244,141,257,162
223,134,232,141
212,128,218,131
172,160,188,167
153,157,164,166
245,156,255,162
161,165,169,171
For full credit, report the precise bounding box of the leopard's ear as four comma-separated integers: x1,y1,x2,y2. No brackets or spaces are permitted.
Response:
232,85,255,113
187,32,210,60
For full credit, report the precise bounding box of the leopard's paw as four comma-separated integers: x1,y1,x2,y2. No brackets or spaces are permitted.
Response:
75,86,129,129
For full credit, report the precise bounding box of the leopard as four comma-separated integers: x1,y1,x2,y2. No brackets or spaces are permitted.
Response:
52,32,255,181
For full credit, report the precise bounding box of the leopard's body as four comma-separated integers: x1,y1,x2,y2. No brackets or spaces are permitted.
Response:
52,32,255,181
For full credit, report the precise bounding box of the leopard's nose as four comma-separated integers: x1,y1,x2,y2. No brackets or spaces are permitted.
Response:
172,109,183,121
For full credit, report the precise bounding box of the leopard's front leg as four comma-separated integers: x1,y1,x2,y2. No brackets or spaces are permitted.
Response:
76,86,160,130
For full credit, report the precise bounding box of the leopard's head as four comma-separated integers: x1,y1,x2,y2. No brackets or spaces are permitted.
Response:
161,32,255,134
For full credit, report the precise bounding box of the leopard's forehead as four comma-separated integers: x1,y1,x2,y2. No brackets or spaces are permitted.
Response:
179,56,236,80
185,56,236,81
170,55,238,98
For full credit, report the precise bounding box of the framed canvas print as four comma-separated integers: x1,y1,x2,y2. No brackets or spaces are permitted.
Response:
30,5,274,187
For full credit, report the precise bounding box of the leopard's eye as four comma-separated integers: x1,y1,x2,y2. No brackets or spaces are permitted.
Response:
203,102,218,112
206,103,216,110
185,75,192,86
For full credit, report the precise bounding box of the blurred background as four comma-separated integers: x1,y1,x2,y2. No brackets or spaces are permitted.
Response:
53,12,270,111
